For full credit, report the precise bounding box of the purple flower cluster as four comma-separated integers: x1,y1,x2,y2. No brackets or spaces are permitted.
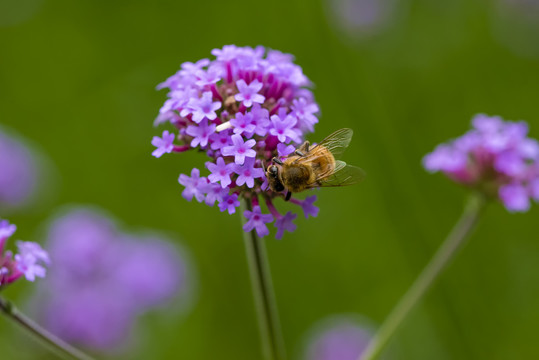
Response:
34,208,191,350
303,315,373,360
0,128,39,210
153,45,321,238
0,219,49,287
423,114,539,212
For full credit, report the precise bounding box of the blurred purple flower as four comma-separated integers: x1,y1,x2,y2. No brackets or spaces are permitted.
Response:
291,195,320,219
274,212,297,240
303,315,373,360
423,114,539,212
325,0,400,40
33,208,192,351
0,128,39,209
492,0,539,58
0,219,49,287
153,45,322,238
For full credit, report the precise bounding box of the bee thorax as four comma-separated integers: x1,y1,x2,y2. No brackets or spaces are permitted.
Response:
282,165,312,193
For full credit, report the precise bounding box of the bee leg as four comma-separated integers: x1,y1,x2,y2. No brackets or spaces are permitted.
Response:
272,157,284,165
295,150,305,157
285,191,292,201
298,141,310,153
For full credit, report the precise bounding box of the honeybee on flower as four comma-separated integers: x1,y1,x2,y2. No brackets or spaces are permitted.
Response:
152,45,364,238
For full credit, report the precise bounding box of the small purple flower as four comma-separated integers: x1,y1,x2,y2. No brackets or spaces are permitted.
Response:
234,79,265,107
292,98,319,132
211,45,244,62
274,212,297,240
0,219,49,287
494,151,526,176
269,113,301,143
204,183,228,206
178,168,209,202
423,114,539,212
243,206,274,237
250,104,270,136
207,157,235,188
0,220,16,240
186,91,221,123
221,134,257,165
151,130,176,158
209,129,232,150
186,119,216,148
296,196,320,219
15,241,49,281
231,112,257,136
499,183,530,212
234,157,265,188
218,194,241,214
194,66,222,87
277,143,296,157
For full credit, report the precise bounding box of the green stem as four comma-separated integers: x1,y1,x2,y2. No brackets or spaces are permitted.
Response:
240,198,286,360
360,193,486,360
0,296,94,360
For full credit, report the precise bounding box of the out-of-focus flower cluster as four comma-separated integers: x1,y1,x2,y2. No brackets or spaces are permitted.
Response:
33,208,191,350
303,315,374,360
492,0,539,58
153,45,321,238
0,128,39,210
423,114,539,212
0,219,49,287
325,0,400,40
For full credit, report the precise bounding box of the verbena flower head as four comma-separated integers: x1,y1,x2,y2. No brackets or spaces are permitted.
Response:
423,114,539,212
303,315,373,360
0,219,49,287
153,45,321,238
34,208,192,351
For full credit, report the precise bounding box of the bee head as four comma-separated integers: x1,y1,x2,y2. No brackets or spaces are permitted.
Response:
266,164,285,192
268,164,279,178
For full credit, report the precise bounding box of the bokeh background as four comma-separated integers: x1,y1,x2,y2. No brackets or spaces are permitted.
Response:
1,0,539,359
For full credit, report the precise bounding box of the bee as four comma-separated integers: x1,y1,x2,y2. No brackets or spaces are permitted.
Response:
265,128,365,200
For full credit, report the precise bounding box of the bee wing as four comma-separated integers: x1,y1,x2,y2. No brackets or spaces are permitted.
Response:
313,128,353,160
312,160,366,188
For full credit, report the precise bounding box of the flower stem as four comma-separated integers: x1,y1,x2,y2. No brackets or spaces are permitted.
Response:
0,296,94,360
360,193,486,360
240,198,286,360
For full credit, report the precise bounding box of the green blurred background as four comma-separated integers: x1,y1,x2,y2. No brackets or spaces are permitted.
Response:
1,0,539,359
